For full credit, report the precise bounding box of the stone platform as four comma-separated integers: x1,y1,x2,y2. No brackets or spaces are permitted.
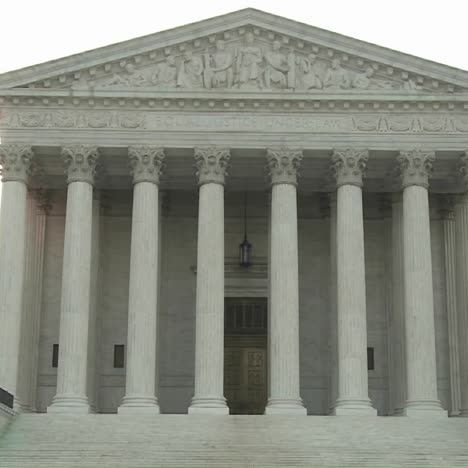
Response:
1,414,468,467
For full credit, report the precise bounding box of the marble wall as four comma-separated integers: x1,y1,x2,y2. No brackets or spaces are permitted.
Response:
35,190,450,415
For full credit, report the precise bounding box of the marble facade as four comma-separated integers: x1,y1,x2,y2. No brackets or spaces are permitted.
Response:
0,8,468,418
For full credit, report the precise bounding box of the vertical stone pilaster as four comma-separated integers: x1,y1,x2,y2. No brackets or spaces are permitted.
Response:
48,145,98,413
0,145,33,406
87,192,101,413
328,193,338,414
189,147,230,415
380,195,396,416
330,148,376,415
119,147,164,413
455,153,468,416
265,147,306,415
397,149,445,417
440,196,461,416
390,194,407,415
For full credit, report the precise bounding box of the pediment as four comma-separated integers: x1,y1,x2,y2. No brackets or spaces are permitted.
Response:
1,8,468,95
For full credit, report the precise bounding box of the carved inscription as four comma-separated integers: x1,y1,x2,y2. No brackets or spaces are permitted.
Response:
2,109,468,135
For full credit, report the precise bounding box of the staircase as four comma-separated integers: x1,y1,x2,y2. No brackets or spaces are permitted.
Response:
1,414,468,467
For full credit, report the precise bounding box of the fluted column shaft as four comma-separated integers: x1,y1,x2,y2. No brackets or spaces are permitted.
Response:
331,149,375,415
390,195,406,414
49,146,98,413
265,148,305,415
189,147,230,414
398,150,445,416
0,145,33,405
442,201,461,416
119,147,164,413
17,191,48,412
455,193,468,416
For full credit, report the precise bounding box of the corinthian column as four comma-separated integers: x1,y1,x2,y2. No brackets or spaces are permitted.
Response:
331,148,376,415
397,149,445,417
119,147,164,414
189,147,230,415
456,154,468,417
265,147,306,415
0,145,33,407
48,145,98,413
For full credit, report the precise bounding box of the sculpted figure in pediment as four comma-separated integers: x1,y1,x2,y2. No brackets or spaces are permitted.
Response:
177,51,204,88
401,75,418,91
151,56,177,88
324,58,350,89
264,40,290,89
102,63,147,87
296,53,322,90
351,66,392,90
203,40,234,89
236,32,264,89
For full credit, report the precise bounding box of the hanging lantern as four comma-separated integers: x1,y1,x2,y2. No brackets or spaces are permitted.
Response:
239,192,252,267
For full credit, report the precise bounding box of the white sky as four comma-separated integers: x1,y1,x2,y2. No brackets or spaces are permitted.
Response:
0,0,467,207
1,0,467,73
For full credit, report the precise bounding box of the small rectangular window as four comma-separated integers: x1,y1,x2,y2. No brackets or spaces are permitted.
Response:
52,344,59,368
367,347,375,371
114,345,125,369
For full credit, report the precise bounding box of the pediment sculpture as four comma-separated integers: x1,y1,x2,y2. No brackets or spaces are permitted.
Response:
82,33,418,93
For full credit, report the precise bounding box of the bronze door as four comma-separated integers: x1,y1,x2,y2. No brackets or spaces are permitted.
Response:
224,298,268,415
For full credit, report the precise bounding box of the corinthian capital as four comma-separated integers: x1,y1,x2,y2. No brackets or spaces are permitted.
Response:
397,149,435,189
62,145,99,185
194,147,230,185
266,147,302,186
0,144,34,183
129,146,165,185
458,151,468,190
330,148,368,188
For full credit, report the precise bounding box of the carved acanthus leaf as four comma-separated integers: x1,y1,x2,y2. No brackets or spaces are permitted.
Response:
194,147,230,185
128,146,165,184
397,149,435,189
266,147,302,186
62,145,99,185
330,148,368,188
0,145,34,183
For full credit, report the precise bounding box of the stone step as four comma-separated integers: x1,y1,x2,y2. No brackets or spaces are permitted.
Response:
1,414,468,467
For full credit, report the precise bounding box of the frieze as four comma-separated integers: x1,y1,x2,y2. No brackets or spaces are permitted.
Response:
17,29,459,94
83,38,421,93
4,109,468,135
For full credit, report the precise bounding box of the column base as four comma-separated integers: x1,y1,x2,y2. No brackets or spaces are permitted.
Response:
47,395,91,414
118,396,160,414
13,398,33,414
333,398,377,416
458,409,468,417
392,407,406,416
265,398,307,415
188,397,229,415
403,400,447,418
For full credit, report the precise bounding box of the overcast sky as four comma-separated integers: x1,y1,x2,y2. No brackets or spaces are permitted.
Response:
0,0,467,205
1,0,467,73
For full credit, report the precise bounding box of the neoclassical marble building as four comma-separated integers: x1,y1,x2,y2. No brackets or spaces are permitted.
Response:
1,8,468,419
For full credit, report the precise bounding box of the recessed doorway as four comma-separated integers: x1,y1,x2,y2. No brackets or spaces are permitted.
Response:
224,297,268,415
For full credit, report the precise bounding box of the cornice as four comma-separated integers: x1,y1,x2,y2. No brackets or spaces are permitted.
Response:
2,91,468,114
